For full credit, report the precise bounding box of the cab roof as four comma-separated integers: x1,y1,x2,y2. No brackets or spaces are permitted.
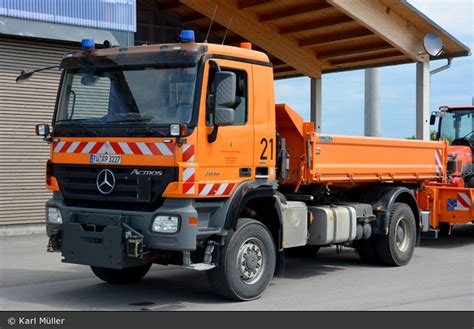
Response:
65,42,270,66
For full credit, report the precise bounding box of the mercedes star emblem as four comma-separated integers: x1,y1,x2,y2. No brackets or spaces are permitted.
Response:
96,169,116,195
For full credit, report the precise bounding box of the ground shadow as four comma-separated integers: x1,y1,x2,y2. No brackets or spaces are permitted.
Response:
1,266,224,311
2,249,373,310
280,247,385,280
2,224,472,310
420,224,474,249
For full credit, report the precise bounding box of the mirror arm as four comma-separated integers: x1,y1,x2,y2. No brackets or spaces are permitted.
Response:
32,64,60,74
207,126,219,143
16,65,60,82
209,60,221,72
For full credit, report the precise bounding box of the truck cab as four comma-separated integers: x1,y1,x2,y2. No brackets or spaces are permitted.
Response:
38,33,282,299
431,106,474,187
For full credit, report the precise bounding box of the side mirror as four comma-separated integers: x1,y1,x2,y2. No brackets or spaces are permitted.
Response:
429,114,436,125
214,108,235,126
213,71,236,126
214,71,236,108
35,124,50,137
16,70,35,83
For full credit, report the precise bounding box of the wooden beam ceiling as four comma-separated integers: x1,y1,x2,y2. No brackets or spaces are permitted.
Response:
299,28,373,47
139,0,469,78
317,41,393,60
328,0,428,62
238,0,273,10
258,2,332,22
179,0,322,78
279,15,353,35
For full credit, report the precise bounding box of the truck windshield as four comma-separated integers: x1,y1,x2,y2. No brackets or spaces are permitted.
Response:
55,64,197,135
439,109,473,144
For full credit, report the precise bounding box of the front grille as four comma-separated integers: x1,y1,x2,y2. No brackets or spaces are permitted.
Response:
53,164,177,208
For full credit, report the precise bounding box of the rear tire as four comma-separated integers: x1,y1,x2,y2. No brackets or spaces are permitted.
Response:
374,203,416,266
206,218,276,301
91,263,152,284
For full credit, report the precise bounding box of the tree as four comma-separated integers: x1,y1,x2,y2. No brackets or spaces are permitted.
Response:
406,130,437,140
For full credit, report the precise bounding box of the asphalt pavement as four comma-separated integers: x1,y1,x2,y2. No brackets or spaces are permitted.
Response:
1,225,472,311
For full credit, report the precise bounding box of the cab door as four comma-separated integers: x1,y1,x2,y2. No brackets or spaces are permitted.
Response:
195,58,254,196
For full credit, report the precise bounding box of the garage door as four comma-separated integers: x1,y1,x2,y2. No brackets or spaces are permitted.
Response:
0,38,78,225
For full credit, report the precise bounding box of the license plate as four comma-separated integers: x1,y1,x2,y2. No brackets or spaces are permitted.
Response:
90,154,122,164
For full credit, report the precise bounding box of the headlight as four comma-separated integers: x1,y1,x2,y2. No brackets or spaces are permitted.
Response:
170,124,180,137
151,215,179,233
47,207,63,224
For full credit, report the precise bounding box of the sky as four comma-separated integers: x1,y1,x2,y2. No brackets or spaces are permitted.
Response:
274,0,473,138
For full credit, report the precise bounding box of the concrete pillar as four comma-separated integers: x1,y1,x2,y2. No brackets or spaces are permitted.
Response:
310,78,322,133
364,68,381,137
416,61,430,140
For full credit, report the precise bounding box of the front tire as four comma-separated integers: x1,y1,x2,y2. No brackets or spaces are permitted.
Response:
91,263,152,284
375,203,416,266
206,218,276,301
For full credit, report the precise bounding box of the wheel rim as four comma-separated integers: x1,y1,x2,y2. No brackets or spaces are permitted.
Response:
237,237,266,285
395,216,412,252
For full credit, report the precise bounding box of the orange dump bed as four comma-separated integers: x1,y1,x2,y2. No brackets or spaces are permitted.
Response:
276,104,447,186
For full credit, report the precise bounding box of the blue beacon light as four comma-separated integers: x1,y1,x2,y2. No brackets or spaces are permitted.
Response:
81,39,95,50
180,30,195,43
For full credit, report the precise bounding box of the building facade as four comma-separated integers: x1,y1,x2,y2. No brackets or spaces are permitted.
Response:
0,0,136,227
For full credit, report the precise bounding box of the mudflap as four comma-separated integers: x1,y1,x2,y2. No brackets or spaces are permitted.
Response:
61,222,146,269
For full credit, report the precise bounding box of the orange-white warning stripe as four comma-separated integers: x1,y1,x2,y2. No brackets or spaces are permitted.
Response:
53,141,175,156
198,183,235,196
435,149,443,174
183,167,195,195
182,144,195,162
456,192,472,210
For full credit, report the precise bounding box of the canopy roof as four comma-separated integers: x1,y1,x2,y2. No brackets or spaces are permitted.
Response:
154,0,470,78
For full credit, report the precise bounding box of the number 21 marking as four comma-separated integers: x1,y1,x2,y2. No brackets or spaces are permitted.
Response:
260,138,273,160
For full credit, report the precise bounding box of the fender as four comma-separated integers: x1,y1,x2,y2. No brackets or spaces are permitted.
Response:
223,182,285,276
224,184,278,229
204,180,278,234
350,185,420,236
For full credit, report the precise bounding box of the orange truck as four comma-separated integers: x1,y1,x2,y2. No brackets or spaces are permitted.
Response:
417,106,474,235
24,31,472,300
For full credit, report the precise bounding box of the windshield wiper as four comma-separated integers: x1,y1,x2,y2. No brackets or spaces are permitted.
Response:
56,119,99,136
106,113,153,124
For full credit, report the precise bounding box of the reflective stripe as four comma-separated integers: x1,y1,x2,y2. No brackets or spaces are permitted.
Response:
54,141,65,153
118,142,133,154
435,149,443,173
81,142,96,154
458,193,472,208
183,168,195,182
157,143,173,156
182,144,195,162
66,141,80,153
199,184,214,196
215,183,228,196
53,140,176,156
136,142,152,155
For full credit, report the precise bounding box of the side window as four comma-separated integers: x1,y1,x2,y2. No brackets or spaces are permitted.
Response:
206,65,248,126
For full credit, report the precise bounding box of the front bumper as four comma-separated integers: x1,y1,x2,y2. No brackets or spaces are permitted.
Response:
46,197,198,269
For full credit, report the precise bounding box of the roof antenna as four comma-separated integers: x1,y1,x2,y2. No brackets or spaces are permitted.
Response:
221,17,233,44
204,5,218,43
